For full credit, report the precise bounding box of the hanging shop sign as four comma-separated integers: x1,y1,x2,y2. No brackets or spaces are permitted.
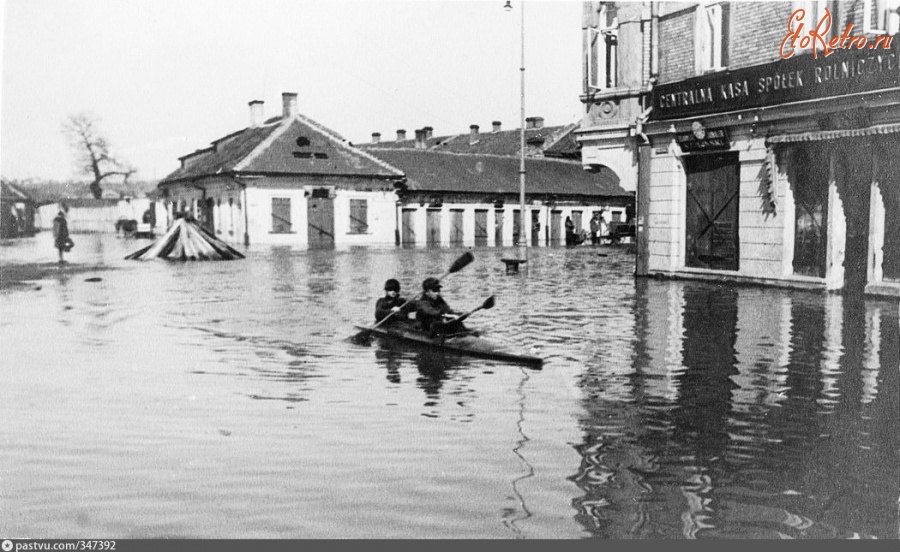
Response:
652,40,899,121
675,122,731,152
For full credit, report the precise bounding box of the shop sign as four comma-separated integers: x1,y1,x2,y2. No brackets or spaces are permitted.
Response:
676,122,731,152
652,40,899,120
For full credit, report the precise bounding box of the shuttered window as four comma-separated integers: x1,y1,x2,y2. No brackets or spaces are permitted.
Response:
349,199,368,234
587,5,617,90
695,2,729,73
272,197,291,233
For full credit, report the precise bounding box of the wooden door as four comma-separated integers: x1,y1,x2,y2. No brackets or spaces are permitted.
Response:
474,209,488,246
494,210,504,246
550,211,561,244
512,210,522,245
202,198,215,233
401,208,416,246
426,209,441,246
449,209,464,245
530,210,541,246
307,195,334,248
685,152,740,271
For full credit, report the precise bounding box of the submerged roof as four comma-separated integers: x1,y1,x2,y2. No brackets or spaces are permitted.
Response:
161,114,404,185
367,149,626,197
125,218,245,261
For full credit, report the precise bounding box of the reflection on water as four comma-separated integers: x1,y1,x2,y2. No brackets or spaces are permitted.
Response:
1,233,897,538
572,279,899,539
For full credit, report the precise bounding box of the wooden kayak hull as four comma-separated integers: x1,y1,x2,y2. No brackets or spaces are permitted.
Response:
355,322,543,368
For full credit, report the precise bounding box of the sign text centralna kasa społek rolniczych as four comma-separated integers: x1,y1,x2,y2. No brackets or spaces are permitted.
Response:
652,9,898,121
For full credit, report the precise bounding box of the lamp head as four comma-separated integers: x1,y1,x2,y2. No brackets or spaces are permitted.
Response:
503,1,512,11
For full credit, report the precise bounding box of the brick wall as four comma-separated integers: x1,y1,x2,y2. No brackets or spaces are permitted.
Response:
656,1,890,82
729,1,793,68
659,7,695,84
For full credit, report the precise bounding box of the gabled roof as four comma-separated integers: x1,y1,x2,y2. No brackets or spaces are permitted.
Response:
367,149,627,198
1,180,36,203
161,114,404,185
365,123,580,157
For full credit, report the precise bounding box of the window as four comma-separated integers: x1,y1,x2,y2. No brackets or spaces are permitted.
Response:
587,5,617,90
865,0,900,34
695,1,729,73
271,197,291,233
611,211,622,223
349,199,368,234
792,1,836,53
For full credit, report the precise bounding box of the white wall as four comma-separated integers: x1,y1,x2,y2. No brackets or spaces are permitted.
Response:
396,201,622,247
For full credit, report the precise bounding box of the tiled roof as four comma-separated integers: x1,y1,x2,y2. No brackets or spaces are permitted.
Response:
161,115,403,184
367,149,627,198
541,124,582,158
1,180,35,202
365,124,578,157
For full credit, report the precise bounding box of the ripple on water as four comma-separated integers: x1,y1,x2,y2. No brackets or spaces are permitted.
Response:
1,238,896,538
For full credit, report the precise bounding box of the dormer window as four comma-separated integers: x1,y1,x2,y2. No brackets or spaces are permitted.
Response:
695,1,729,74
587,4,617,90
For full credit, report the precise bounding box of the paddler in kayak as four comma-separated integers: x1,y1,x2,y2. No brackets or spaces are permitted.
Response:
415,277,467,337
375,279,413,323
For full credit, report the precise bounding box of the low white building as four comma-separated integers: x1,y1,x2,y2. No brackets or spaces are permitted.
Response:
158,93,404,248
364,125,633,247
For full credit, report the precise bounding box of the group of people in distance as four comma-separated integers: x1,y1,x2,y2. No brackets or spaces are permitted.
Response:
374,277,468,337
565,211,610,247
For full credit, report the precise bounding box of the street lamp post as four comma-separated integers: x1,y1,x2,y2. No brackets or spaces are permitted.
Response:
505,1,527,258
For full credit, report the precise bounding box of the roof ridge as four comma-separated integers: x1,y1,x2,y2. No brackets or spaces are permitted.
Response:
372,148,583,165
293,113,405,177
232,118,294,172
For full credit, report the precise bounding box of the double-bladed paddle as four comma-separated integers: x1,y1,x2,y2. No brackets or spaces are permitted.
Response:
351,251,475,345
444,295,495,327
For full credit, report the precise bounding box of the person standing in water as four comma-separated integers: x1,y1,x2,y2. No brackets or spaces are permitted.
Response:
52,204,73,263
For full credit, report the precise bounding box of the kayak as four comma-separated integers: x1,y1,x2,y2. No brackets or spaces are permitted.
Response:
355,321,543,368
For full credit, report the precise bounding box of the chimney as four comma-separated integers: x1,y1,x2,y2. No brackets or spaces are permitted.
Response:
525,117,535,129
372,132,381,144
415,129,426,149
282,92,298,119
533,116,545,129
492,121,502,133
469,124,480,145
248,100,265,128
396,129,407,141
423,126,434,139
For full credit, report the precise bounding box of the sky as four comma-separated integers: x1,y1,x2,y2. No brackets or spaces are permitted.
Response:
0,0,585,182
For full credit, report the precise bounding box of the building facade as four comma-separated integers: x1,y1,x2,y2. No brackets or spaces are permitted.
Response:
158,93,405,249
1,180,37,238
583,1,900,297
363,121,632,247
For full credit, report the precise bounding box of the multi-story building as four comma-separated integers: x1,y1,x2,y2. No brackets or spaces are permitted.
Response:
581,1,900,297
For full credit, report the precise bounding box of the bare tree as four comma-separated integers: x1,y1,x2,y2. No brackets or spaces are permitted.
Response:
62,112,136,199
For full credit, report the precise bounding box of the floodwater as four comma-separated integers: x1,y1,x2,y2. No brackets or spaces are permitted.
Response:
1,233,897,539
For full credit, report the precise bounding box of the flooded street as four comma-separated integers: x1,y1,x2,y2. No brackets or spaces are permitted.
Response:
1,233,897,539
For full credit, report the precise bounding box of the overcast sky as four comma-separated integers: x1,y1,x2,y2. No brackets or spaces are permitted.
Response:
1,0,584,182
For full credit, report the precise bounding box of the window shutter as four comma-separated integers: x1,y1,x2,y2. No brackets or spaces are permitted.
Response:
350,199,368,234
272,197,291,233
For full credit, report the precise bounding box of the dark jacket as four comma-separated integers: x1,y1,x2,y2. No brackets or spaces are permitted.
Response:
53,213,70,250
415,294,462,335
375,295,411,322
